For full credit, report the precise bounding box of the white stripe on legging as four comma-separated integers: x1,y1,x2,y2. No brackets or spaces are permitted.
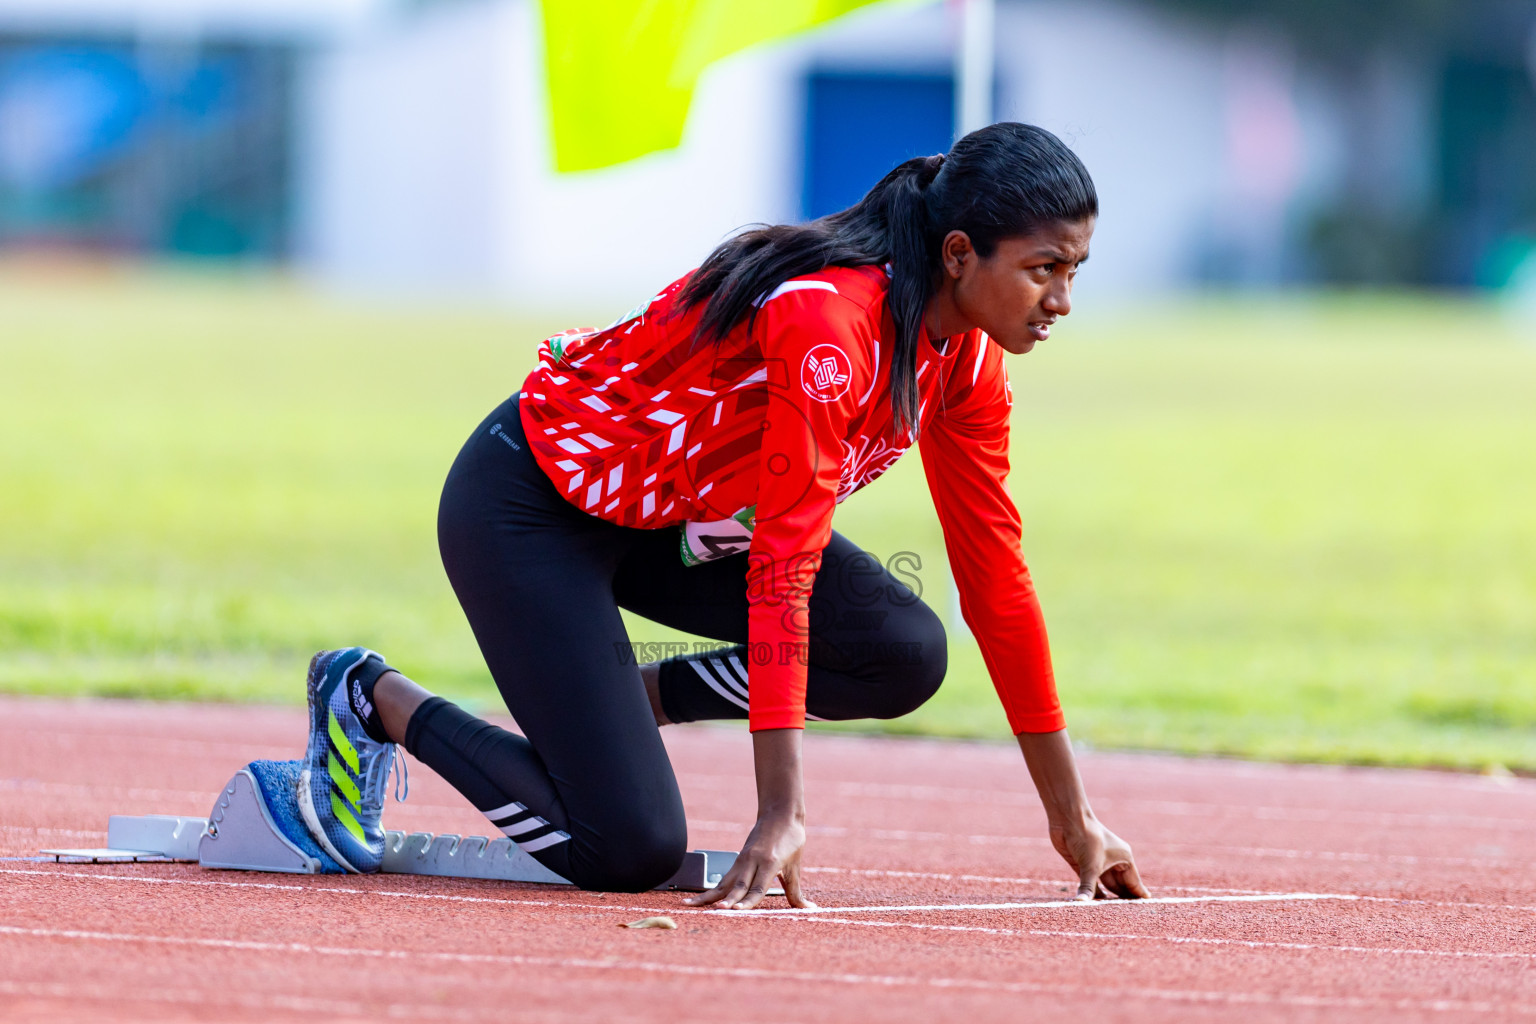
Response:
500,816,549,838
688,659,748,712
721,655,751,700
482,800,525,822
713,653,825,722
520,830,570,853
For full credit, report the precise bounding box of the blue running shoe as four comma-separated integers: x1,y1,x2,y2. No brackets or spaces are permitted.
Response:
248,760,344,874
297,648,406,873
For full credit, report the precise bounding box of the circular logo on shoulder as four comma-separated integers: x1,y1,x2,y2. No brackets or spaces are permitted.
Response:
800,344,852,403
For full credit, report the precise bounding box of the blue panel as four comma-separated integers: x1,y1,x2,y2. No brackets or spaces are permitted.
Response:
0,47,148,189
802,73,955,221
0,39,291,258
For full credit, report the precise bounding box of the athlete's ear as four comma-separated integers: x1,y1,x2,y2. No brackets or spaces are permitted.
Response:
938,230,975,281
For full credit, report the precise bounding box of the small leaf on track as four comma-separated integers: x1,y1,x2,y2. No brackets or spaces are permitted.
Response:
621,916,677,930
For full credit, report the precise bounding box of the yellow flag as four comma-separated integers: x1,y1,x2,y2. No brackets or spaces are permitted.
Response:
541,0,891,172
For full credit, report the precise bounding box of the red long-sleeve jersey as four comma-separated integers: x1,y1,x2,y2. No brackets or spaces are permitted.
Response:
519,265,1063,734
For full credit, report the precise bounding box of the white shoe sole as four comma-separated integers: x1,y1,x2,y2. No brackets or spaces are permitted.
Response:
297,766,363,874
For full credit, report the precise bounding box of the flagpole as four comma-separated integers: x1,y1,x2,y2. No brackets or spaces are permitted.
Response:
950,0,994,639
955,0,995,137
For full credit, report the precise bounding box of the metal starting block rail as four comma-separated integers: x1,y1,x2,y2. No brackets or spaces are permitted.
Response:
41,763,738,892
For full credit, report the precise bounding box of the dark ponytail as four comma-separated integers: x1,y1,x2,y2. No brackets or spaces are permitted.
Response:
678,122,1098,436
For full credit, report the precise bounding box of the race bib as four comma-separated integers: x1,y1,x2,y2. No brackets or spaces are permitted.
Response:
679,505,756,566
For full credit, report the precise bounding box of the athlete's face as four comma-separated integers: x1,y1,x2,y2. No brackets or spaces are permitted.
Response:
937,218,1094,355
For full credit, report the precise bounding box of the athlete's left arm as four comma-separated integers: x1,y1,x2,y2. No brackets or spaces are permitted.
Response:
919,334,1148,900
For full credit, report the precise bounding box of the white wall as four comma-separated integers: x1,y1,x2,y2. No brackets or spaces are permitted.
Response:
300,0,812,315
0,0,1330,303
0,0,377,39
297,0,511,296
479,0,1240,311
995,1,1232,298
793,0,1249,297
488,0,803,315
295,0,1309,309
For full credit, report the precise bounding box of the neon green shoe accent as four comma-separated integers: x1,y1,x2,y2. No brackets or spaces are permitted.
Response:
328,751,361,808
328,711,359,774
331,790,367,843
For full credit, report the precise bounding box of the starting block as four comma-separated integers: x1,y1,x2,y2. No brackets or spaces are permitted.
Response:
42,759,741,892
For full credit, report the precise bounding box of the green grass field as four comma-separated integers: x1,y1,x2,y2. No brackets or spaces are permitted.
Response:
4,266,1534,771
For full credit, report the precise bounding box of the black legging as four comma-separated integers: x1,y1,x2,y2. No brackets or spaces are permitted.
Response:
409,394,947,892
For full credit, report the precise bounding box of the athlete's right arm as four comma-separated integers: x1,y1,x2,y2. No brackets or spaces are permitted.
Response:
686,285,871,910
684,727,815,910
738,288,872,733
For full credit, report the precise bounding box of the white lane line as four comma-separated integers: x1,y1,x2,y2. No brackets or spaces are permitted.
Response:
0,733,297,760
694,820,1517,870
713,893,1360,915
0,866,1318,913
2,869,1329,917
0,776,483,818
18,809,1509,870
0,867,661,914
0,980,485,1021
0,825,107,839
803,865,1276,895
0,980,738,1024
0,778,215,804
18,758,1529,835
15,764,1532,832
1093,798,1536,832
2,923,1531,1016
4,871,1530,965
801,867,1536,912
738,914,1536,961
1178,845,1508,868
0,773,456,808
8,865,1536,916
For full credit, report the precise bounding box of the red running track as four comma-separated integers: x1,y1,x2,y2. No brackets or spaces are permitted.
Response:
1,695,1533,1023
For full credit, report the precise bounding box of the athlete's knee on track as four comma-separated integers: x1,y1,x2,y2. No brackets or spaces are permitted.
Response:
570,811,688,893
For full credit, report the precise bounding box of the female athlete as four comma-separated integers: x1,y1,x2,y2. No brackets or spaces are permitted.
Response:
294,121,1148,910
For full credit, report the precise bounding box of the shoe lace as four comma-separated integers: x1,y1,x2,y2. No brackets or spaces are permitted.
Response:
361,743,410,811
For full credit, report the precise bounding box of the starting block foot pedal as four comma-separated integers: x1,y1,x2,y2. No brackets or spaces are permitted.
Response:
43,814,207,864
47,759,770,893
198,761,343,874
42,847,174,864
108,814,207,860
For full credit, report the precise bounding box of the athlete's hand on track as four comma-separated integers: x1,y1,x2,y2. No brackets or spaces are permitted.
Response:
1050,815,1148,901
685,728,817,911
1017,728,1150,901
685,810,816,911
